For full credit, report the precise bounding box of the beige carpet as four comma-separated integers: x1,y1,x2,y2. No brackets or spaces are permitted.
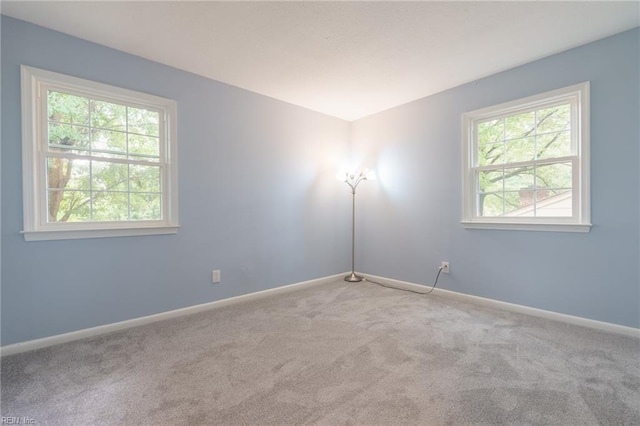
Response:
2,279,639,425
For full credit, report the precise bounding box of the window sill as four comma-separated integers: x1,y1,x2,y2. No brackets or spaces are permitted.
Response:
21,225,180,241
461,221,591,233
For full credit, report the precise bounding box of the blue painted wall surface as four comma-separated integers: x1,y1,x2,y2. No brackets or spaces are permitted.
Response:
1,17,351,345
2,17,638,347
351,28,640,328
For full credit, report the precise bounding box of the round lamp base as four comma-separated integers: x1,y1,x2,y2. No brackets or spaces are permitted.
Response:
344,272,363,282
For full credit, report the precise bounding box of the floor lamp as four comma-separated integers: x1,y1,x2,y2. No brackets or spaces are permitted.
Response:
338,169,375,282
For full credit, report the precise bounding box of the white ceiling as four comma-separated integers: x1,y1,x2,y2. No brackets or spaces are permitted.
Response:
3,1,639,121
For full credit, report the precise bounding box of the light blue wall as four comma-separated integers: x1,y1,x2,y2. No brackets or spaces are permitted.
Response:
2,17,638,347
351,28,640,328
1,17,351,345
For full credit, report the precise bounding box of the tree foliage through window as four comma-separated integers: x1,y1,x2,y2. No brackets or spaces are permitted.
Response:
475,103,573,217
47,91,162,222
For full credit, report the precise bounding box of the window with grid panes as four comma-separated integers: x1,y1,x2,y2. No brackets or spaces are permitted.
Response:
21,66,178,241
462,83,590,232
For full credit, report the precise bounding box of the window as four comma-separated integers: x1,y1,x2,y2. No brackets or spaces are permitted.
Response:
462,82,590,232
21,66,179,241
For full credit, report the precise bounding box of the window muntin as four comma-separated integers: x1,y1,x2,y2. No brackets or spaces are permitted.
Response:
21,66,178,241
462,83,590,232
46,90,163,223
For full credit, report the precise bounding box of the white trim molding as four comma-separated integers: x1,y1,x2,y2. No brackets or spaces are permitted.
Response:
362,273,640,339
462,82,591,233
20,65,179,241
4,272,636,357
21,225,180,241
0,273,346,356
460,221,591,233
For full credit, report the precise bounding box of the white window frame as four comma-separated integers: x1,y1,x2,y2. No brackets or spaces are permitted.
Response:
21,65,179,241
462,82,591,233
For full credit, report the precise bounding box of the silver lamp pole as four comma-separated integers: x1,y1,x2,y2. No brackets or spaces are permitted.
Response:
340,170,373,282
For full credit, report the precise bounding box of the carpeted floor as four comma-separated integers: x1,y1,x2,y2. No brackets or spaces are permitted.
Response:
2,279,639,425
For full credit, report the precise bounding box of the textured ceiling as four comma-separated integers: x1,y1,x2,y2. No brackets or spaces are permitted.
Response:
3,1,639,121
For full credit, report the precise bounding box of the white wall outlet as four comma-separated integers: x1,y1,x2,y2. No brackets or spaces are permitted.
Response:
441,261,450,274
212,270,221,283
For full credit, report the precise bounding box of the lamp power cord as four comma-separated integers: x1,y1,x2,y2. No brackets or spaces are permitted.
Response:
363,266,444,295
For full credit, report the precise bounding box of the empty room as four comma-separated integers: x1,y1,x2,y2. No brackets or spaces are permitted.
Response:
1,1,639,425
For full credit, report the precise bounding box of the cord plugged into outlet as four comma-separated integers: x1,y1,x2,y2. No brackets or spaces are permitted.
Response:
365,262,446,295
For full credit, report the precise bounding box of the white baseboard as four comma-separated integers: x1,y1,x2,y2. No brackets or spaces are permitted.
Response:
361,273,640,339
4,271,637,356
0,273,346,357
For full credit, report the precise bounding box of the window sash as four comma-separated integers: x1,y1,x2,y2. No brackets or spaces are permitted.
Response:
471,99,578,168
42,154,165,223
38,86,167,226
471,157,578,220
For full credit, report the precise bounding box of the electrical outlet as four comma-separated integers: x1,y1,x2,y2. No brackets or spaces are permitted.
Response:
212,270,221,283
441,261,450,274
